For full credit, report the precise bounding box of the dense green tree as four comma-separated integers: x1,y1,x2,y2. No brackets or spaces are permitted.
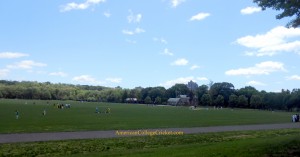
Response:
130,87,143,102
196,85,208,105
149,87,166,102
167,84,189,98
155,96,162,104
40,89,52,100
0,80,299,111
250,94,263,109
228,94,238,108
76,90,87,101
209,82,234,107
141,87,152,101
238,95,248,108
201,94,212,106
214,95,224,107
237,86,258,107
122,90,129,103
287,89,300,111
144,96,152,104
253,0,300,27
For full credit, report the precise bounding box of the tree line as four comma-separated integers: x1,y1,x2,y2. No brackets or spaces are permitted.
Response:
0,80,299,111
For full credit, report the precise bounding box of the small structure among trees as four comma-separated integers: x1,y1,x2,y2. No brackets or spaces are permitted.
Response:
167,95,190,106
125,98,138,103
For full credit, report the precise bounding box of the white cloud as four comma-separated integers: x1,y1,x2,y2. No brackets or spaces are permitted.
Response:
236,26,300,56
106,78,122,83
241,7,262,15
246,81,266,86
35,71,47,75
60,0,105,12
49,72,68,77
286,75,300,80
125,39,137,44
225,61,286,76
159,76,208,88
197,77,209,81
153,37,168,44
189,13,210,21
171,0,185,8
122,27,145,35
171,58,188,66
72,75,122,85
160,76,194,88
72,75,105,85
244,51,256,56
0,69,10,78
122,30,134,35
190,65,200,70
103,11,111,18
135,27,145,33
7,60,47,69
0,52,29,59
162,48,174,56
127,10,142,23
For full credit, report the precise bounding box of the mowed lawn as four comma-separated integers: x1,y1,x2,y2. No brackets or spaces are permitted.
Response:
1,129,300,157
0,99,294,133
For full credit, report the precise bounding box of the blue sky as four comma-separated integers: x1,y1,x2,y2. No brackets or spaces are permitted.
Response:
0,0,300,91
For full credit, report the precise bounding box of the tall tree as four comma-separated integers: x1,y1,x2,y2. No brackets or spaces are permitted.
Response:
253,0,300,27
238,95,248,108
214,95,224,107
228,94,238,108
237,86,258,107
167,84,189,98
250,94,263,109
122,90,129,103
209,82,234,107
149,87,166,102
201,94,212,106
155,96,162,104
144,96,152,104
197,85,208,105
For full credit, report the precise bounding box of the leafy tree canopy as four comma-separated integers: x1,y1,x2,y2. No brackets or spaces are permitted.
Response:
254,0,300,27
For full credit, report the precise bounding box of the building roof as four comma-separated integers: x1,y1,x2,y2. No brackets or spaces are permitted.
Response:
167,98,180,102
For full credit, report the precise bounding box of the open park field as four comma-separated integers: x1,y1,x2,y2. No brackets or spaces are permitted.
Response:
0,99,295,133
1,129,300,157
0,99,299,157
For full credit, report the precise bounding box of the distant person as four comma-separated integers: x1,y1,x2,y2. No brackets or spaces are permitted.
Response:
292,114,296,122
297,114,299,122
96,107,99,114
15,110,19,119
106,108,111,114
43,109,46,116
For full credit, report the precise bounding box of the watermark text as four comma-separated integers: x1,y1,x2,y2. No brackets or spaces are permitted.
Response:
116,130,184,136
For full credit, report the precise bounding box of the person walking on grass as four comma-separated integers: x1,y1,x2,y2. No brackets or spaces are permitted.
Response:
15,110,19,119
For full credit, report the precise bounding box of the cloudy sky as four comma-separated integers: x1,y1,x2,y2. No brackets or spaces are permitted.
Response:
0,0,300,91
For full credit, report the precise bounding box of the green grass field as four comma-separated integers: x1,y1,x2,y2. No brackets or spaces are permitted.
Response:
0,99,294,133
1,129,299,157
0,99,299,157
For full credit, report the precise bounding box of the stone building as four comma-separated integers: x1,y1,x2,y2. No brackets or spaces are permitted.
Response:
167,95,190,106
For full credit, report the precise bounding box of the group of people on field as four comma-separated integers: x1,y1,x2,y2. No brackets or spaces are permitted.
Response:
292,114,299,122
54,103,71,109
95,107,111,114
